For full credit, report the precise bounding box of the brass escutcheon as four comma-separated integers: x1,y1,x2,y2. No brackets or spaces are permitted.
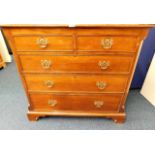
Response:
96,81,107,90
41,60,52,69
45,80,54,88
98,60,110,70
101,38,113,49
94,101,104,108
36,37,48,48
48,100,57,107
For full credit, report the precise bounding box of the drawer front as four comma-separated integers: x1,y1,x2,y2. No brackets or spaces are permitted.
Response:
19,55,133,73
30,93,123,112
77,36,138,51
14,36,73,51
25,74,128,93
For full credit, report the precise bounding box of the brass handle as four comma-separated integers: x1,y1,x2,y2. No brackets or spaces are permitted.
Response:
48,100,57,107
36,37,48,48
96,81,107,90
45,80,54,88
101,38,113,49
94,101,104,108
98,61,110,70
41,60,52,69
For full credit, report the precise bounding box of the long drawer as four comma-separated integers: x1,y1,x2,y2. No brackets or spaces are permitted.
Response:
19,55,133,73
24,74,128,93
29,93,123,112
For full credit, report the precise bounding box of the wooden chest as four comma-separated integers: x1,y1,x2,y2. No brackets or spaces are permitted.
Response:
2,24,153,123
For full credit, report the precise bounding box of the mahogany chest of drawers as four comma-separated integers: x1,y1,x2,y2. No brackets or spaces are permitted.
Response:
2,24,153,123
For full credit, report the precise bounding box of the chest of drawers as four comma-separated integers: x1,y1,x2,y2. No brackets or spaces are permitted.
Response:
2,24,153,123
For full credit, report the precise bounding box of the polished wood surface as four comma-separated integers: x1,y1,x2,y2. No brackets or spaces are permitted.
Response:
14,36,73,51
10,27,148,36
19,55,133,74
24,74,128,93
14,35,138,52
30,93,123,112
2,25,153,123
77,36,138,52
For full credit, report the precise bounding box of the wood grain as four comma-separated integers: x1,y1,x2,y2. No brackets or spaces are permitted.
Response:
24,74,128,93
14,36,73,51
19,55,134,74
77,36,138,52
30,93,123,112
2,25,152,123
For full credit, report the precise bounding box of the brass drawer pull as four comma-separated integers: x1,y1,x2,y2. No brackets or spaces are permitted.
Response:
96,81,107,90
48,100,57,107
45,80,54,88
36,37,48,48
94,101,104,108
101,38,113,49
98,61,110,70
41,60,52,69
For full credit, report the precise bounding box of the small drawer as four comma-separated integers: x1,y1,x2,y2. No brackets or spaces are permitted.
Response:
19,55,133,74
24,74,128,93
29,93,123,112
14,36,73,51
77,36,138,52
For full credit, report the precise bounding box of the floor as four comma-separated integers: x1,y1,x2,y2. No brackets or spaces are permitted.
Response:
0,61,155,130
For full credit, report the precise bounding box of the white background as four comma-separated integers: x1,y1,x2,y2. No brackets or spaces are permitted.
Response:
0,131,155,155
0,0,155,24
0,0,155,155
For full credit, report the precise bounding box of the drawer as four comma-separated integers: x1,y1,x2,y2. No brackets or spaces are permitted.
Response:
29,93,123,112
19,55,133,74
14,36,73,51
25,74,128,93
77,36,138,52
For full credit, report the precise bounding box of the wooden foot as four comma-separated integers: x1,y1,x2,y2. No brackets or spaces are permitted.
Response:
112,115,126,124
26,111,126,123
27,113,39,121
